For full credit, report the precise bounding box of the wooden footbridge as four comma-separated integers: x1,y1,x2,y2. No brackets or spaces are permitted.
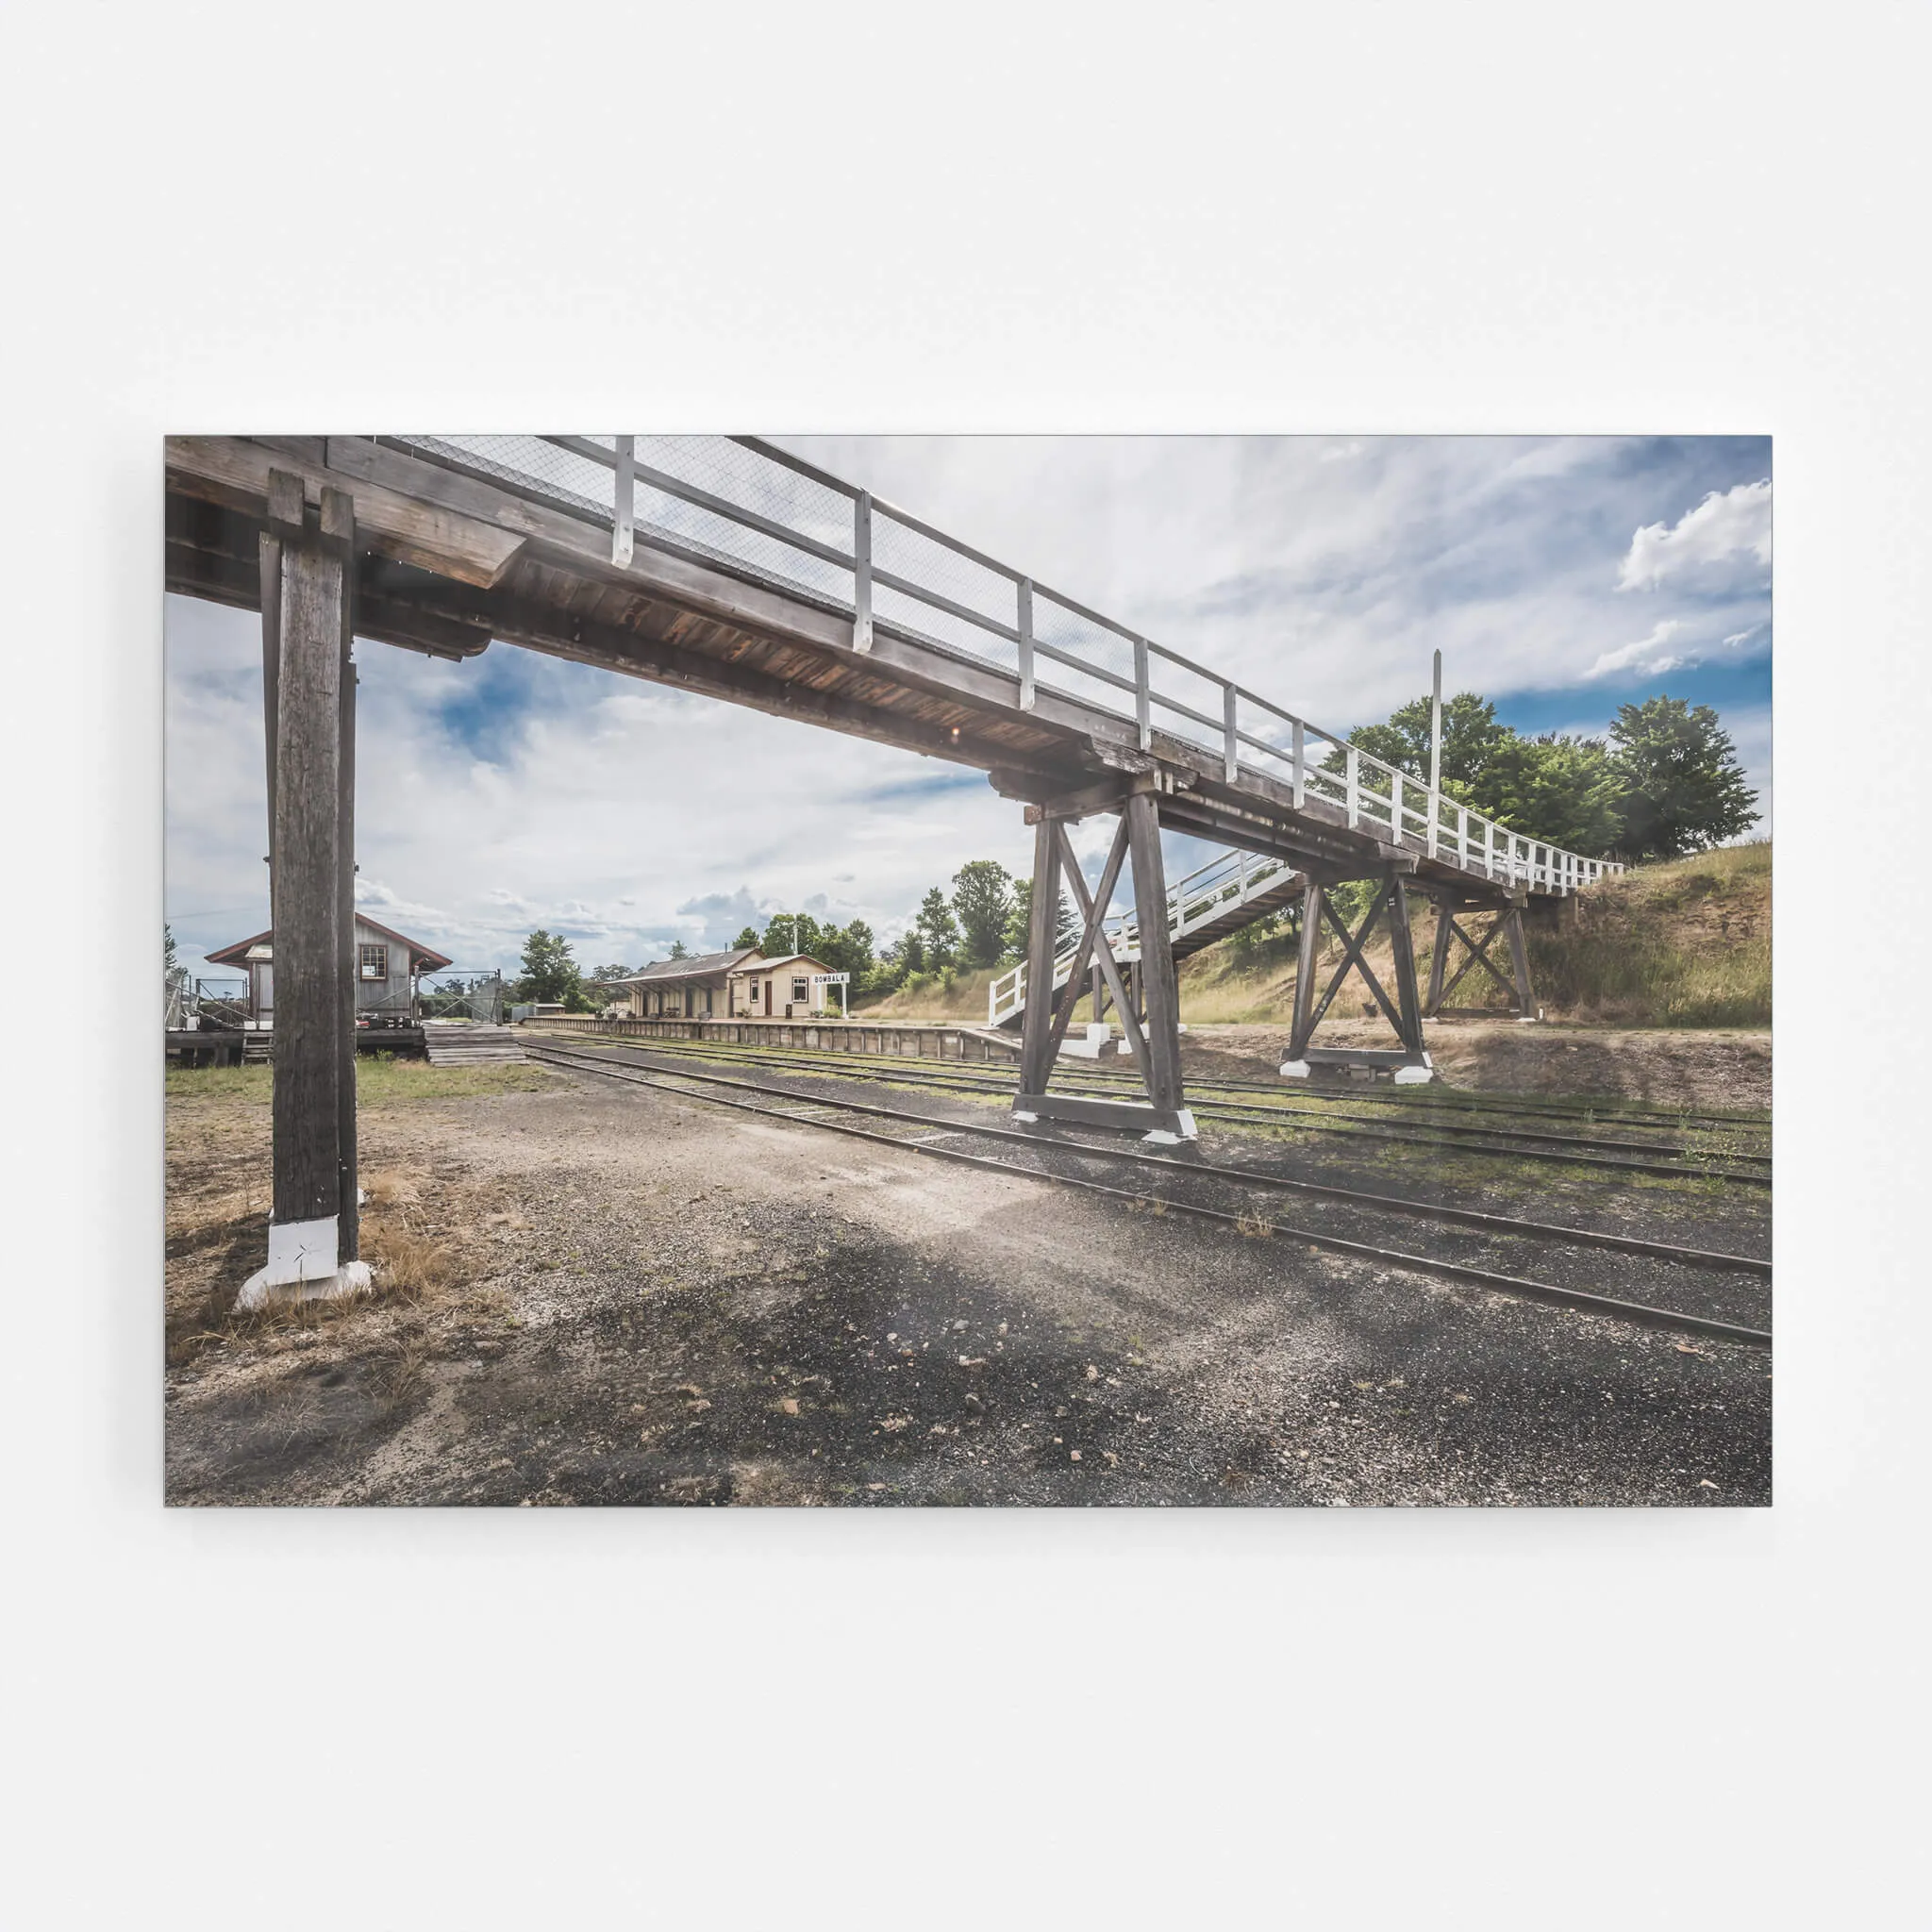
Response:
164,434,1618,1299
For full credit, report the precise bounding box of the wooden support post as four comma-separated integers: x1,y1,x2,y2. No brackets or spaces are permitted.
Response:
1386,877,1426,1058
1503,905,1537,1016
1424,898,1453,1017
1287,877,1324,1063
239,473,365,1307
330,490,358,1260
1124,790,1186,1126
1016,816,1062,1099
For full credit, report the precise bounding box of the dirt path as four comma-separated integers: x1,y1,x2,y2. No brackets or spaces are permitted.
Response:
164,1069,1771,1507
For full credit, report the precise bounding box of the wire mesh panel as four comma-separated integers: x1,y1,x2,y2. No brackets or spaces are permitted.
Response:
399,435,617,523
869,507,1019,673
633,437,858,609
1145,651,1228,760
1029,592,1140,728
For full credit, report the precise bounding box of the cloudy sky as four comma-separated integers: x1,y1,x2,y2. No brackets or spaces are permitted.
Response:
164,435,1771,981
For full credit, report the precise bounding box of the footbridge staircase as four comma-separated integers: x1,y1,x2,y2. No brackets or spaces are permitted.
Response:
988,845,1305,1027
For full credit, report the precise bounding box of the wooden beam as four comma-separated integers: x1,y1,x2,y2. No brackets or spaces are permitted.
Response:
1386,876,1426,1058
1424,898,1453,1015
327,486,359,1261
267,481,347,1230
166,436,526,588
1503,905,1537,1013
1124,791,1185,1119
1288,878,1324,1060
1017,818,1063,1099
1012,1091,1180,1134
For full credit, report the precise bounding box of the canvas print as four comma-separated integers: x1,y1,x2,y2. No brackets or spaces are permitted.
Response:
163,435,1771,1506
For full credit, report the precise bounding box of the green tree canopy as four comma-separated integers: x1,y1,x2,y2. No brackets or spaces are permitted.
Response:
1608,696,1761,858
515,929,587,1008
667,939,688,959
951,859,1015,968
1468,733,1625,856
1346,691,1511,791
732,924,763,952
915,888,959,969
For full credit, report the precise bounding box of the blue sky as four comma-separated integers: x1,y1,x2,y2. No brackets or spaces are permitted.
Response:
164,435,1770,981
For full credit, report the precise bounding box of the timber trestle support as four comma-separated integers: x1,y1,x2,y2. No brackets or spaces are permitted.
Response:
1281,871,1436,1083
1422,898,1537,1020
1013,781,1196,1143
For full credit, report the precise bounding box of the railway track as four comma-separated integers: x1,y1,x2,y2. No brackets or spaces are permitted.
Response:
527,1039,1773,1347
537,1032,1771,1187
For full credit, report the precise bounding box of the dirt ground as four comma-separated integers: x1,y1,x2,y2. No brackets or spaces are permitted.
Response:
164,1058,1772,1507
1180,1020,1773,1111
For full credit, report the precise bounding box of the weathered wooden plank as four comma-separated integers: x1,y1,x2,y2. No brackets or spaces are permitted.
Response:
166,436,526,588
1017,818,1063,1098
268,491,345,1227
327,487,359,1261
1125,791,1186,1118
1012,1091,1181,1134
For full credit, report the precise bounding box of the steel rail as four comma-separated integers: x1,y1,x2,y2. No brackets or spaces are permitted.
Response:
533,1042,1767,1275
528,1043,1772,1347
575,1024,1769,1136
1005,1050,1773,1138
548,1034,1773,1185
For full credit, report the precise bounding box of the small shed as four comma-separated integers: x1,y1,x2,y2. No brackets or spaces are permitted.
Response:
727,952,841,1019
206,915,453,1025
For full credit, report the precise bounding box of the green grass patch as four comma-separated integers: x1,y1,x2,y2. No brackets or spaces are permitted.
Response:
165,1058,557,1106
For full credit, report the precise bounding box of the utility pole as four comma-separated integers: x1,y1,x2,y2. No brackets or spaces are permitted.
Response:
1429,648,1443,800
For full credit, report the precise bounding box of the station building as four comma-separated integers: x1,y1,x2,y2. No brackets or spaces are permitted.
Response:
205,914,453,1026
608,948,843,1020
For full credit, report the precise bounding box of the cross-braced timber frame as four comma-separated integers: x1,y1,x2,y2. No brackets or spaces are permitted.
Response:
1281,871,1433,1080
1014,780,1195,1142
1423,897,1537,1019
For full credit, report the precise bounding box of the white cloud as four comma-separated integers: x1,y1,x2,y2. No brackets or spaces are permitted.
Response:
1585,620,1686,681
1618,478,1772,591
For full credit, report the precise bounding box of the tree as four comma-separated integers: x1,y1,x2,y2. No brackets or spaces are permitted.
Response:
515,928,584,1007
732,924,763,952
1345,691,1511,791
668,940,689,960
951,859,1015,968
895,927,926,977
589,962,634,986
1608,696,1760,858
915,887,959,968
1004,878,1032,960
761,911,826,961
1467,733,1625,857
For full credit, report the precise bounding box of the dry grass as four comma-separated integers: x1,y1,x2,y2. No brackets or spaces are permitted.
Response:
855,964,1005,1022
1235,1210,1274,1240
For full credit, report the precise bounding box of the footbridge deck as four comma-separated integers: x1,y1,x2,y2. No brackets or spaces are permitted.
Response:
166,434,1615,900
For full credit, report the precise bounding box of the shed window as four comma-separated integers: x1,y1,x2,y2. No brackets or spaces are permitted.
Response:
358,943,388,981
791,976,808,1004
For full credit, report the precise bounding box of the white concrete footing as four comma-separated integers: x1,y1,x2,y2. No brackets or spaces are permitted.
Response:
237,1259,372,1312
1391,1064,1435,1085
1279,1059,1311,1079
1141,1108,1199,1146
1011,1109,1040,1124
1058,1023,1114,1060
235,1212,372,1311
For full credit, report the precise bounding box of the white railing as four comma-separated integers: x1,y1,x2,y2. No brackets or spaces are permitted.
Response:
387,434,1623,907
985,845,1301,1026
